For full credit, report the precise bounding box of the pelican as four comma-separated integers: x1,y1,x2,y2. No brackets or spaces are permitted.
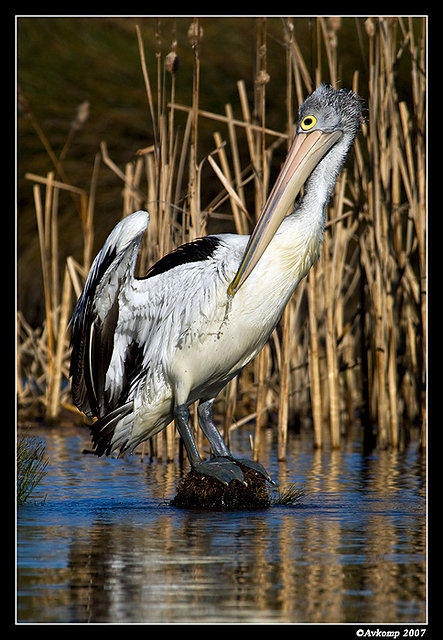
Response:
70,85,362,485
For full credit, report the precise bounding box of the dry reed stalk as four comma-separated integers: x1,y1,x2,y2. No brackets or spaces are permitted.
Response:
355,17,426,447
325,177,350,446
123,161,144,217
166,421,176,463
170,102,287,141
223,377,238,451
307,256,323,448
48,264,71,419
236,79,262,223
399,90,426,443
83,153,100,272
283,19,312,101
224,102,249,234
252,24,272,458
211,131,249,233
59,101,90,163
18,87,86,221
322,234,340,448
321,18,340,86
255,17,270,210
253,347,269,462
33,180,54,407
25,173,88,218
207,151,249,227
284,18,295,139
278,305,291,460
66,256,85,300
188,19,202,240
136,24,158,161
100,142,145,205
26,173,80,419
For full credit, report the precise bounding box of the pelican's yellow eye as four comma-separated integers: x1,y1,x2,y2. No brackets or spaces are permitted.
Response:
300,115,317,131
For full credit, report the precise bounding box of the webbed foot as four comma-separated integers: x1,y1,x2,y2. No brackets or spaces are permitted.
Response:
192,457,247,486
230,457,276,485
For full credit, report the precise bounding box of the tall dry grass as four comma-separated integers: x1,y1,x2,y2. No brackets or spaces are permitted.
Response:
17,17,426,459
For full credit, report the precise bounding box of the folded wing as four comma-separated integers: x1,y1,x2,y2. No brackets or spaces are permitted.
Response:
69,210,151,418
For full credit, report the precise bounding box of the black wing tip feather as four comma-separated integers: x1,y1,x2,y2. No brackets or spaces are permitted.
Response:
90,404,133,457
69,211,150,435
68,246,123,418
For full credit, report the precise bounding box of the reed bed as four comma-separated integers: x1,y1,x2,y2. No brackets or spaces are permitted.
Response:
17,17,426,460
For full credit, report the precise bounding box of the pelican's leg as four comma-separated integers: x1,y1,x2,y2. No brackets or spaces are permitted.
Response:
173,404,246,486
197,399,276,485
197,399,230,457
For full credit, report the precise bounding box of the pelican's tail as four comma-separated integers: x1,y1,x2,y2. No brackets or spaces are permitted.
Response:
89,397,173,458
89,403,134,457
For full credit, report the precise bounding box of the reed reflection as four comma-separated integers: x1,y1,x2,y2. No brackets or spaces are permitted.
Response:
63,472,424,623
18,429,425,624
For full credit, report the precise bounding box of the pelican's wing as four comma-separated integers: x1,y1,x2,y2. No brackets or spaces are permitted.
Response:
69,210,150,418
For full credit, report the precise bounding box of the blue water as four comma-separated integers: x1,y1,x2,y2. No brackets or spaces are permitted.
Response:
17,425,426,623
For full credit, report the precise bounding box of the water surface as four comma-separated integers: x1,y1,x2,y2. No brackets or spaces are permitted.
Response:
17,426,426,623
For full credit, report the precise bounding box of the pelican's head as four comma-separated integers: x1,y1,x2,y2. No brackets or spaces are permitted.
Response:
229,85,363,295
